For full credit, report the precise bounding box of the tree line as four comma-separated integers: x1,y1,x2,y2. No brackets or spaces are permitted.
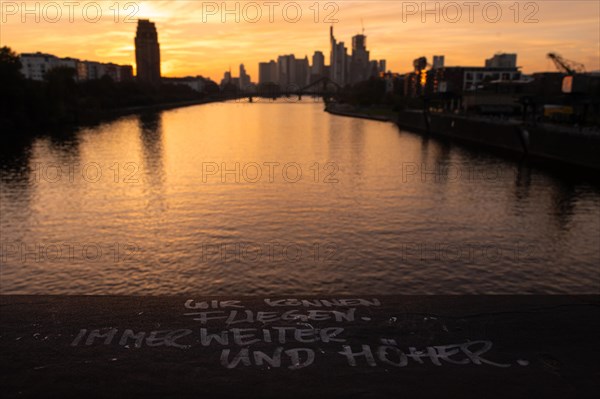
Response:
0,46,219,133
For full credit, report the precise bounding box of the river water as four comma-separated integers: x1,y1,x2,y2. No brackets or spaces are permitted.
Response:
1,99,599,294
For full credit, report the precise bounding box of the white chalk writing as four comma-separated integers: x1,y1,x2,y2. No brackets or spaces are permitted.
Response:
338,340,511,368
183,309,356,324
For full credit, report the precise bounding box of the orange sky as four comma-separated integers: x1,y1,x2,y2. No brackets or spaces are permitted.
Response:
2,1,599,81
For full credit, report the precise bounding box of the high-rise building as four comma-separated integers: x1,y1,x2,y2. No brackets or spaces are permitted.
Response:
277,54,296,89
350,34,370,83
311,51,325,76
135,19,161,85
259,60,277,84
378,60,386,74
220,70,232,88
239,63,251,90
330,27,348,86
294,56,309,87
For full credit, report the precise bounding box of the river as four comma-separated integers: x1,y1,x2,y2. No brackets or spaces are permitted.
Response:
1,99,599,294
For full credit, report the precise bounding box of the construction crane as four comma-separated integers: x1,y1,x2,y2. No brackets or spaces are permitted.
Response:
547,53,586,75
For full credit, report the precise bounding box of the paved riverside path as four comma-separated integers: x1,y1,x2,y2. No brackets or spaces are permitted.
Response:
1,295,599,398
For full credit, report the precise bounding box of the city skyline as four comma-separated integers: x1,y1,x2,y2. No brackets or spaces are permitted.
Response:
3,1,599,81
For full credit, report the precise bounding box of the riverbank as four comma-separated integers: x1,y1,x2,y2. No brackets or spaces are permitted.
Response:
324,103,399,123
1,295,598,398
1,95,248,139
76,96,233,124
325,104,600,171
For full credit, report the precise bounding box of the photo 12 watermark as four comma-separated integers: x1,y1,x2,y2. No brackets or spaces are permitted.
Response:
198,241,341,264
398,242,542,264
199,1,340,24
200,161,339,184
399,1,540,24
30,162,141,184
400,162,508,183
1,1,140,23
1,242,140,263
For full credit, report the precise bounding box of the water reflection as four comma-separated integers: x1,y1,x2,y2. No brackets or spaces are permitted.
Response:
513,160,533,202
549,181,578,231
139,112,166,189
0,139,34,236
1,99,599,295
137,111,168,238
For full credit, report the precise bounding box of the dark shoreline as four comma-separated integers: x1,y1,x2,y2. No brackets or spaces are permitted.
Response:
325,104,600,173
1,95,247,139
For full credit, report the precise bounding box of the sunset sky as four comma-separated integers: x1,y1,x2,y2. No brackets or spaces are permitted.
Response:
2,0,599,81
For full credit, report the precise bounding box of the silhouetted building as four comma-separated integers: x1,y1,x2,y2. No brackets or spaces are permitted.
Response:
259,60,277,84
311,51,325,77
119,65,134,81
20,52,132,82
79,61,132,81
163,76,206,92
277,54,296,88
350,34,370,84
330,27,348,85
20,53,76,80
404,72,424,97
485,53,517,68
239,63,251,90
135,19,161,85
368,59,386,78
220,70,232,89
404,57,428,97
428,66,521,95
295,56,309,87
432,55,445,69
528,72,566,96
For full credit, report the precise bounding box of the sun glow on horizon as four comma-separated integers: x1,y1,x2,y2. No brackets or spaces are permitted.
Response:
136,2,167,21
2,1,599,82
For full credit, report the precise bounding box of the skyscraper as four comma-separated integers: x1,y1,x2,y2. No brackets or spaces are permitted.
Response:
350,33,370,84
259,60,277,84
277,54,296,88
311,51,325,77
135,19,161,85
294,56,309,87
330,27,348,86
239,63,251,90
310,51,325,84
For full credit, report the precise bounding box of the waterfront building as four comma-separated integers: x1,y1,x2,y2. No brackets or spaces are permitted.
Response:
20,52,132,82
